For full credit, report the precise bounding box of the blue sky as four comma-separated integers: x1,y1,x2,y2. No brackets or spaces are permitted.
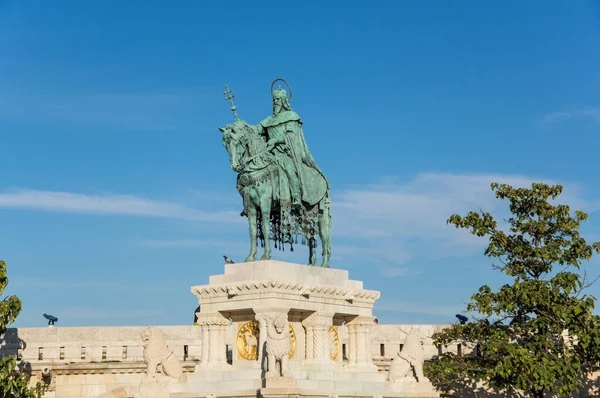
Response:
1,1,600,327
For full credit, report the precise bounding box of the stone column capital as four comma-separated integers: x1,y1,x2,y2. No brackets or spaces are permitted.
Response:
195,313,229,367
302,312,334,365
196,313,229,327
346,316,376,327
254,308,289,328
302,312,334,329
346,316,376,368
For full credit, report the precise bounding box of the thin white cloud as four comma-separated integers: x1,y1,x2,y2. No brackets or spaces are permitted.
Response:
2,173,596,268
376,300,466,317
0,189,242,223
332,173,596,263
542,108,600,125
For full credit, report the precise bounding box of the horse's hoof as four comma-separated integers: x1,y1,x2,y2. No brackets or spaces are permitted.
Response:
321,263,330,268
244,256,255,262
260,255,271,261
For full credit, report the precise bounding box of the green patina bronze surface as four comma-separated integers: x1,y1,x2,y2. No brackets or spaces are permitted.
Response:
219,79,331,267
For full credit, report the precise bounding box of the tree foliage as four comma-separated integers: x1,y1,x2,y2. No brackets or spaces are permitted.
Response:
425,183,600,398
0,260,44,398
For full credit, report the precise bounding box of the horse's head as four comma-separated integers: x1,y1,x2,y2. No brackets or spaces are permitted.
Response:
219,120,251,172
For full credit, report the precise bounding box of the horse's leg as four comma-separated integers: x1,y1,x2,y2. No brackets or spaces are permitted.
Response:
308,238,317,266
319,196,332,268
259,183,272,261
245,205,258,262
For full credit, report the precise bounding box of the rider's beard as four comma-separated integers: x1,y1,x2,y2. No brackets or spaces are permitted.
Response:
273,104,282,115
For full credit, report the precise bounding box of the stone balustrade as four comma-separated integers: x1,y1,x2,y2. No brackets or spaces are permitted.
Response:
0,325,204,364
0,323,452,366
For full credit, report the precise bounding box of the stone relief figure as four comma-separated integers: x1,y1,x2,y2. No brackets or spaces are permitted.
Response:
243,330,258,356
265,314,292,377
141,327,183,382
389,328,427,383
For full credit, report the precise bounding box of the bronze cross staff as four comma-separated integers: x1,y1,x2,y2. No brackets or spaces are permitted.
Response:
224,85,239,121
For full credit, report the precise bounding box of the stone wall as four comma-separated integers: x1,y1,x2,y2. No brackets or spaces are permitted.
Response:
0,324,453,397
370,324,452,361
8,324,597,398
1,324,450,366
1,326,203,364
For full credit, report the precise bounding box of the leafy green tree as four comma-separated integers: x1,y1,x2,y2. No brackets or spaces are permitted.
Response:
425,183,600,398
0,260,44,398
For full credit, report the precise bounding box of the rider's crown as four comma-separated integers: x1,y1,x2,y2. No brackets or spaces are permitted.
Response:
272,87,287,99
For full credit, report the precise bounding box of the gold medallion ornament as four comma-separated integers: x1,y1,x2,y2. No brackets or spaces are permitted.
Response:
236,321,297,360
329,326,340,361
237,321,259,360
288,323,297,359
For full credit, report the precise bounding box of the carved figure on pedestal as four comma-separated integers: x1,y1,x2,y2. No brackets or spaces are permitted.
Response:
141,327,183,381
389,328,427,383
266,314,292,377
243,330,258,356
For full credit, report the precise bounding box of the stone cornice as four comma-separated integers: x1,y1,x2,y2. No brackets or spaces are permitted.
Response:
191,280,380,304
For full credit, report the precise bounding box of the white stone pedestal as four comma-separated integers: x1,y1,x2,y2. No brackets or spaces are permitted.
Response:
263,375,297,389
261,376,302,398
183,260,438,397
191,261,381,372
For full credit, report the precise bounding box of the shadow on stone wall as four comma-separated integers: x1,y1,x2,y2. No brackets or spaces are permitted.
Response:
0,327,36,380
0,327,24,358
577,373,600,398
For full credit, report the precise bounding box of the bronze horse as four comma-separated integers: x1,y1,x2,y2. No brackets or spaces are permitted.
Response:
219,120,331,267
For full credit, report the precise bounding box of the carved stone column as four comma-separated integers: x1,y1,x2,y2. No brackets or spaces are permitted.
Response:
305,327,314,360
196,313,229,368
219,321,227,364
365,324,373,364
255,312,271,367
346,316,376,369
302,312,334,365
200,323,209,366
209,324,220,364
348,325,356,366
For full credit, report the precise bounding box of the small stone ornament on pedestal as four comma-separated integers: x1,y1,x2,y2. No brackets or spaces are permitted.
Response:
262,313,297,390
266,314,291,377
